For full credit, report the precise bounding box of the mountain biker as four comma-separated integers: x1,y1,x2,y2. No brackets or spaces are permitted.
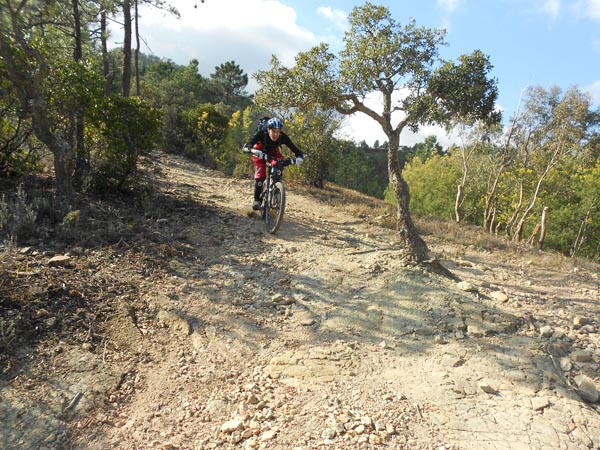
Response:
243,117,304,210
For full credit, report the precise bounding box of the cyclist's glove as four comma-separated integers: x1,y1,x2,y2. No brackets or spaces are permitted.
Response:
242,146,252,153
295,157,304,165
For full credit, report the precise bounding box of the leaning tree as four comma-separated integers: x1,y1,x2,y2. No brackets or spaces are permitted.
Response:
255,2,500,264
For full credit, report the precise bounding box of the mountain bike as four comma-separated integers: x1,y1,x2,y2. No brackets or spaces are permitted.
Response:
253,151,298,234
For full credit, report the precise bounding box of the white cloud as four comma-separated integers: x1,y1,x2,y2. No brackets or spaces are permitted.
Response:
518,0,562,20
585,80,600,105
109,0,317,82
439,16,453,32
317,6,348,31
139,0,299,33
572,0,600,21
436,0,460,33
542,0,560,18
437,0,460,12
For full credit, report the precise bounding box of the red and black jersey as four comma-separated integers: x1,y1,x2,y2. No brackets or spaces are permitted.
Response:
244,130,303,159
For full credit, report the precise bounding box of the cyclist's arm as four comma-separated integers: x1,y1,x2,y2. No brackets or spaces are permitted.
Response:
280,133,303,158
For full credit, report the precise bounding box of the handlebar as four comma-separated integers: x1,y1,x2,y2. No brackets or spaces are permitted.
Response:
270,158,295,168
250,149,297,167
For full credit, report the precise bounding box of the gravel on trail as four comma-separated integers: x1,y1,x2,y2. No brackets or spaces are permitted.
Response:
1,153,599,450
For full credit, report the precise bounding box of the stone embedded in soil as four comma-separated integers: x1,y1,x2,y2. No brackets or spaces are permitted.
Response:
489,290,509,303
531,396,551,411
480,384,500,395
156,309,191,336
220,419,244,434
571,350,593,363
48,255,71,267
574,316,591,326
457,281,478,292
573,375,600,403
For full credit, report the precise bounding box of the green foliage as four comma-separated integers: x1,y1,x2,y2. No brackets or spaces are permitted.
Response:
542,161,600,258
573,163,600,259
216,110,250,176
0,75,41,176
401,154,462,218
142,58,209,109
178,104,229,164
140,57,253,156
283,110,341,187
87,95,162,190
61,209,81,228
427,50,501,127
208,61,251,111
0,114,41,176
331,143,384,197
47,59,104,117
405,136,445,163
141,59,210,154
383,184,397,206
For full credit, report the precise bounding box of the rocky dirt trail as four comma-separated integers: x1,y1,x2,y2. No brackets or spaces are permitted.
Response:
1,153,600,449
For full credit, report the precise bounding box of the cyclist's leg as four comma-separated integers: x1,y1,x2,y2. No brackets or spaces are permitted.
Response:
253,178,265,210
252,149,267,210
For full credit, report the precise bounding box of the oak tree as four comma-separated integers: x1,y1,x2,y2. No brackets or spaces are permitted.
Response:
255,3,499,263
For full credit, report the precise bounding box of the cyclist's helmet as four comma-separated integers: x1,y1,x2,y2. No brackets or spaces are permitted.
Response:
267,117,283,129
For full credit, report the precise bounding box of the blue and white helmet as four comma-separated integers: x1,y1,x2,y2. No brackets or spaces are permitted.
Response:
267,117,283,129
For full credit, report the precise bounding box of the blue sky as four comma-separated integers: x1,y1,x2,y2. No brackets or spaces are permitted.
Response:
112,0,600,147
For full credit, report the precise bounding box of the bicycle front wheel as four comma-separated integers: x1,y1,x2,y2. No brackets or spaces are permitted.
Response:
264,181,286,234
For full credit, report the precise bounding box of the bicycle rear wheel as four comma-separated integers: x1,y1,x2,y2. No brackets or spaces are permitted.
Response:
264,181,286,234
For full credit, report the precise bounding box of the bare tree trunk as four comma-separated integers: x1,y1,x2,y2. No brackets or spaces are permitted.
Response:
571,200,596,257
525,207,549,248
538,206,549,249
455,145,469,223
484,101,520,232
387,133,429,263
454,183,463,223
72,0,87,188
122,0,132,97
512,144,560,242
490,206,497,234
483,185,496,231
506,182,523,237
494,221,502,235
51,140,76,209
30,95,75,209
134,0,141,96
527,224,541,246
483,165,507,232
512,174,547,242
101,10,111,95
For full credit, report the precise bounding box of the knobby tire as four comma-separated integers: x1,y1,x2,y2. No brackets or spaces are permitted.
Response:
264,181,286,234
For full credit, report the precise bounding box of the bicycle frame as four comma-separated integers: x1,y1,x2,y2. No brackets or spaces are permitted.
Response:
260,157,293,233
